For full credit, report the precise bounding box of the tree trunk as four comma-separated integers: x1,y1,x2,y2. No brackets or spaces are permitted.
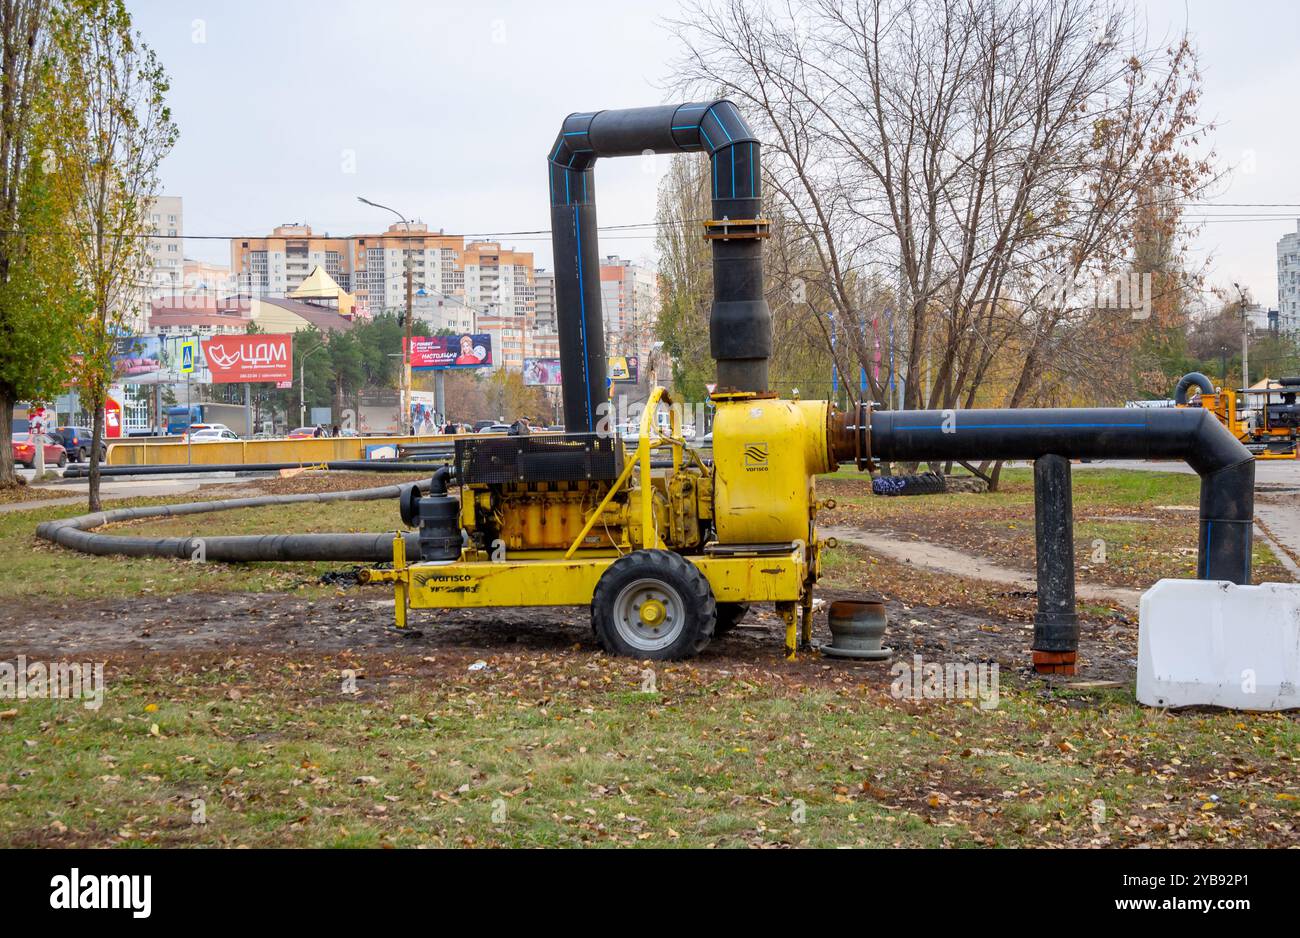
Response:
0,387,15,486
88,393,104,512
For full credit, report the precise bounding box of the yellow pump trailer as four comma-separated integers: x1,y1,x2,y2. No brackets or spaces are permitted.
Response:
364,387,863,660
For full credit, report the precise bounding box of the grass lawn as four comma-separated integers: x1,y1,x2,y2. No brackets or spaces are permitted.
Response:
2,652,1295,848
0,468,1295,848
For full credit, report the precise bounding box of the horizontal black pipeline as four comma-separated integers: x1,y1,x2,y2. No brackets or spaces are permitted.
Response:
868,406,1255,584
36,483,421,562
60,460,450,478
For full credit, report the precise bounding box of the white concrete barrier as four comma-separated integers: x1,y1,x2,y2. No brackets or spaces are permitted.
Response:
1138,579,1300,711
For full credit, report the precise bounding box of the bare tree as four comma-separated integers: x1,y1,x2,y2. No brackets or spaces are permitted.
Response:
667,0,1213,427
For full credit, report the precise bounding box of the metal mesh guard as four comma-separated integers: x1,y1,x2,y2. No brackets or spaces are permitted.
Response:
455,433,623,484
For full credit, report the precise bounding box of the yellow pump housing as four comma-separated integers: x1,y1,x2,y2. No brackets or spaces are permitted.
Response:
711,396,835,545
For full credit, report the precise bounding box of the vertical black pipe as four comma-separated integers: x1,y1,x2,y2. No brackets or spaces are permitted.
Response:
1032,455,1078,656
547,101,770,430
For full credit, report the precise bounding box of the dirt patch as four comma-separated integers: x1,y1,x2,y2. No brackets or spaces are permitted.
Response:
0,578,1137,684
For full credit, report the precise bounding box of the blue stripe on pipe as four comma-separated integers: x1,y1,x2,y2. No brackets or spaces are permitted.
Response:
564,169,570,205
551,141,564,161
574,207,591,429
699,125,716,150
706,105,734,143
581,170,587,203
562,131,587,136
893,422,1147,431
676,104,708,110
730,145,735,198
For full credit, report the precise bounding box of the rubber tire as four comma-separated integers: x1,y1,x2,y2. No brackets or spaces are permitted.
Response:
76,448,87,462
56,452,67,468
591,549,716,660
712,602,750,638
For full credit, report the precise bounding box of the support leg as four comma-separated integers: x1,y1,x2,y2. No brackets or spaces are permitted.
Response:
1032,454,1079,675
777,601,798,661
800,591,814,652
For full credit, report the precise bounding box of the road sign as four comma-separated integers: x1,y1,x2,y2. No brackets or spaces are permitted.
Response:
180,340,196,374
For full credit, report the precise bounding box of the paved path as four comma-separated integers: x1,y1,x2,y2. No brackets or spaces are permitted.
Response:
821,523,1145,609
0,476,248,514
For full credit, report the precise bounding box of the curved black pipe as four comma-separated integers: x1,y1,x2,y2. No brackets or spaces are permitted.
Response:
548,101,768,431
866,407,1256,584
1174,371,1215,405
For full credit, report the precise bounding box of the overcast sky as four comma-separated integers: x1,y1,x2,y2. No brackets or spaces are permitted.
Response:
129,0,1299,307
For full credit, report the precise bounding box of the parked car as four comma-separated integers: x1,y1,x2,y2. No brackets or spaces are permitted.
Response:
179,422,231,441
188,428,241,442
477,423,512,434
12,432,67,468
52,426,107,463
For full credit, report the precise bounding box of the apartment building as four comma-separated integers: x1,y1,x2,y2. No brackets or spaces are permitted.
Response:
599,256,660,357
533,268,557,332
146,195,184,296
349,223,465,314
1277,221,1300,334
462,241,535,320
230,225,535,323
231,224,351,297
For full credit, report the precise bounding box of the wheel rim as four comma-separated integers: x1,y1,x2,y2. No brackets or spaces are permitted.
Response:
612,577,686,652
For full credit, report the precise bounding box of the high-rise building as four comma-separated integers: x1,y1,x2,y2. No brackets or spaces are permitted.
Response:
146,195,184,297
1277,221,1300,334
533,268,556,333
462,241,535,319
231,224,351,297
349,223,465,315
599,256,660,357
229,226,536,324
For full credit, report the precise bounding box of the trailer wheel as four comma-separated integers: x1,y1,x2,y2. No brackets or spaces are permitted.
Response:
712,602,750,638
592,550,716,660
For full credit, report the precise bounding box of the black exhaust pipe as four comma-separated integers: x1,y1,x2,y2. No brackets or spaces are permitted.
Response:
865,406,1256,584
548,101,769,431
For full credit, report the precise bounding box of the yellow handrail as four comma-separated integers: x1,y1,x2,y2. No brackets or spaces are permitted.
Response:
562,386,675,558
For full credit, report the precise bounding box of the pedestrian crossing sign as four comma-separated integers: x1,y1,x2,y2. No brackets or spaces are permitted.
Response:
180,341,196,374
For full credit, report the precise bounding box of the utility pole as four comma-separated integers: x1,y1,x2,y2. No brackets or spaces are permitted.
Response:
1234,282,1251,390
359,196,415,435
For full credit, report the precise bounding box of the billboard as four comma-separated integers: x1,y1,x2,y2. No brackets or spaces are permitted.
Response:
112,335,164,381
201,334,293,383
523,357,563,387
409,334,493,369
609,355,640,384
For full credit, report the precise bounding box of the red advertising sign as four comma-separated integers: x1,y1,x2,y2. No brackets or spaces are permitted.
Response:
201,334,293,383
408,334,493,369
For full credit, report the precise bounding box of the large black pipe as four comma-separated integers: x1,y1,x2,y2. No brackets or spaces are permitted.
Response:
547,101,768,431
867,406,1255,584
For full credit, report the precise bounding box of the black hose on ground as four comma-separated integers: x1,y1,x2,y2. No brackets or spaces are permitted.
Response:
36,482,421,562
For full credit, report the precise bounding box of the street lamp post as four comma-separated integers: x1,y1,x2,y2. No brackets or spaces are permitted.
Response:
359,196,415,434
300,342,328,429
